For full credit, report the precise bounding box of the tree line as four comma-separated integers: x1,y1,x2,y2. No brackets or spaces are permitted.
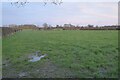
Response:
16,23,118,30
1,23,119,37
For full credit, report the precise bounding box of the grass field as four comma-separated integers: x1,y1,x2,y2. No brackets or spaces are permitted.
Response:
0,28,2,79
2,30,118,78
0,36,2,79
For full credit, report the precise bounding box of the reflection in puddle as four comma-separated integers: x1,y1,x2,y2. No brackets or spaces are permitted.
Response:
29,51,47,62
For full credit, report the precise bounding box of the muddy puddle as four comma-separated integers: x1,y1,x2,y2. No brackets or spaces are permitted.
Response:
28,51,47,62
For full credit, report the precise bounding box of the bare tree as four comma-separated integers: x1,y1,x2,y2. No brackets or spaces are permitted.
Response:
10,0,63,7
43,23,48,30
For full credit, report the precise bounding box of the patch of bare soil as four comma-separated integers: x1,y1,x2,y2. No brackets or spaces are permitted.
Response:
2,59,76,78
2,62,18,78
28,60,76,78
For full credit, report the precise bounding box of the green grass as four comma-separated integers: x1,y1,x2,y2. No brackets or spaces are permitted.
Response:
0,29,2,79
2,30,118,78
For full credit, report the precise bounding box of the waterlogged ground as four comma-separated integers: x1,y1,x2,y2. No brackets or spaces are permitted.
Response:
2,30,118,78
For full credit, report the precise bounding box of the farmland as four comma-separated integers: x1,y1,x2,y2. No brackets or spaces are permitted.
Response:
2,30,118,78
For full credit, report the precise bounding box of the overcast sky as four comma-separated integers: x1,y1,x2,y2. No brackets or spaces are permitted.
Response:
2,2,118,26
